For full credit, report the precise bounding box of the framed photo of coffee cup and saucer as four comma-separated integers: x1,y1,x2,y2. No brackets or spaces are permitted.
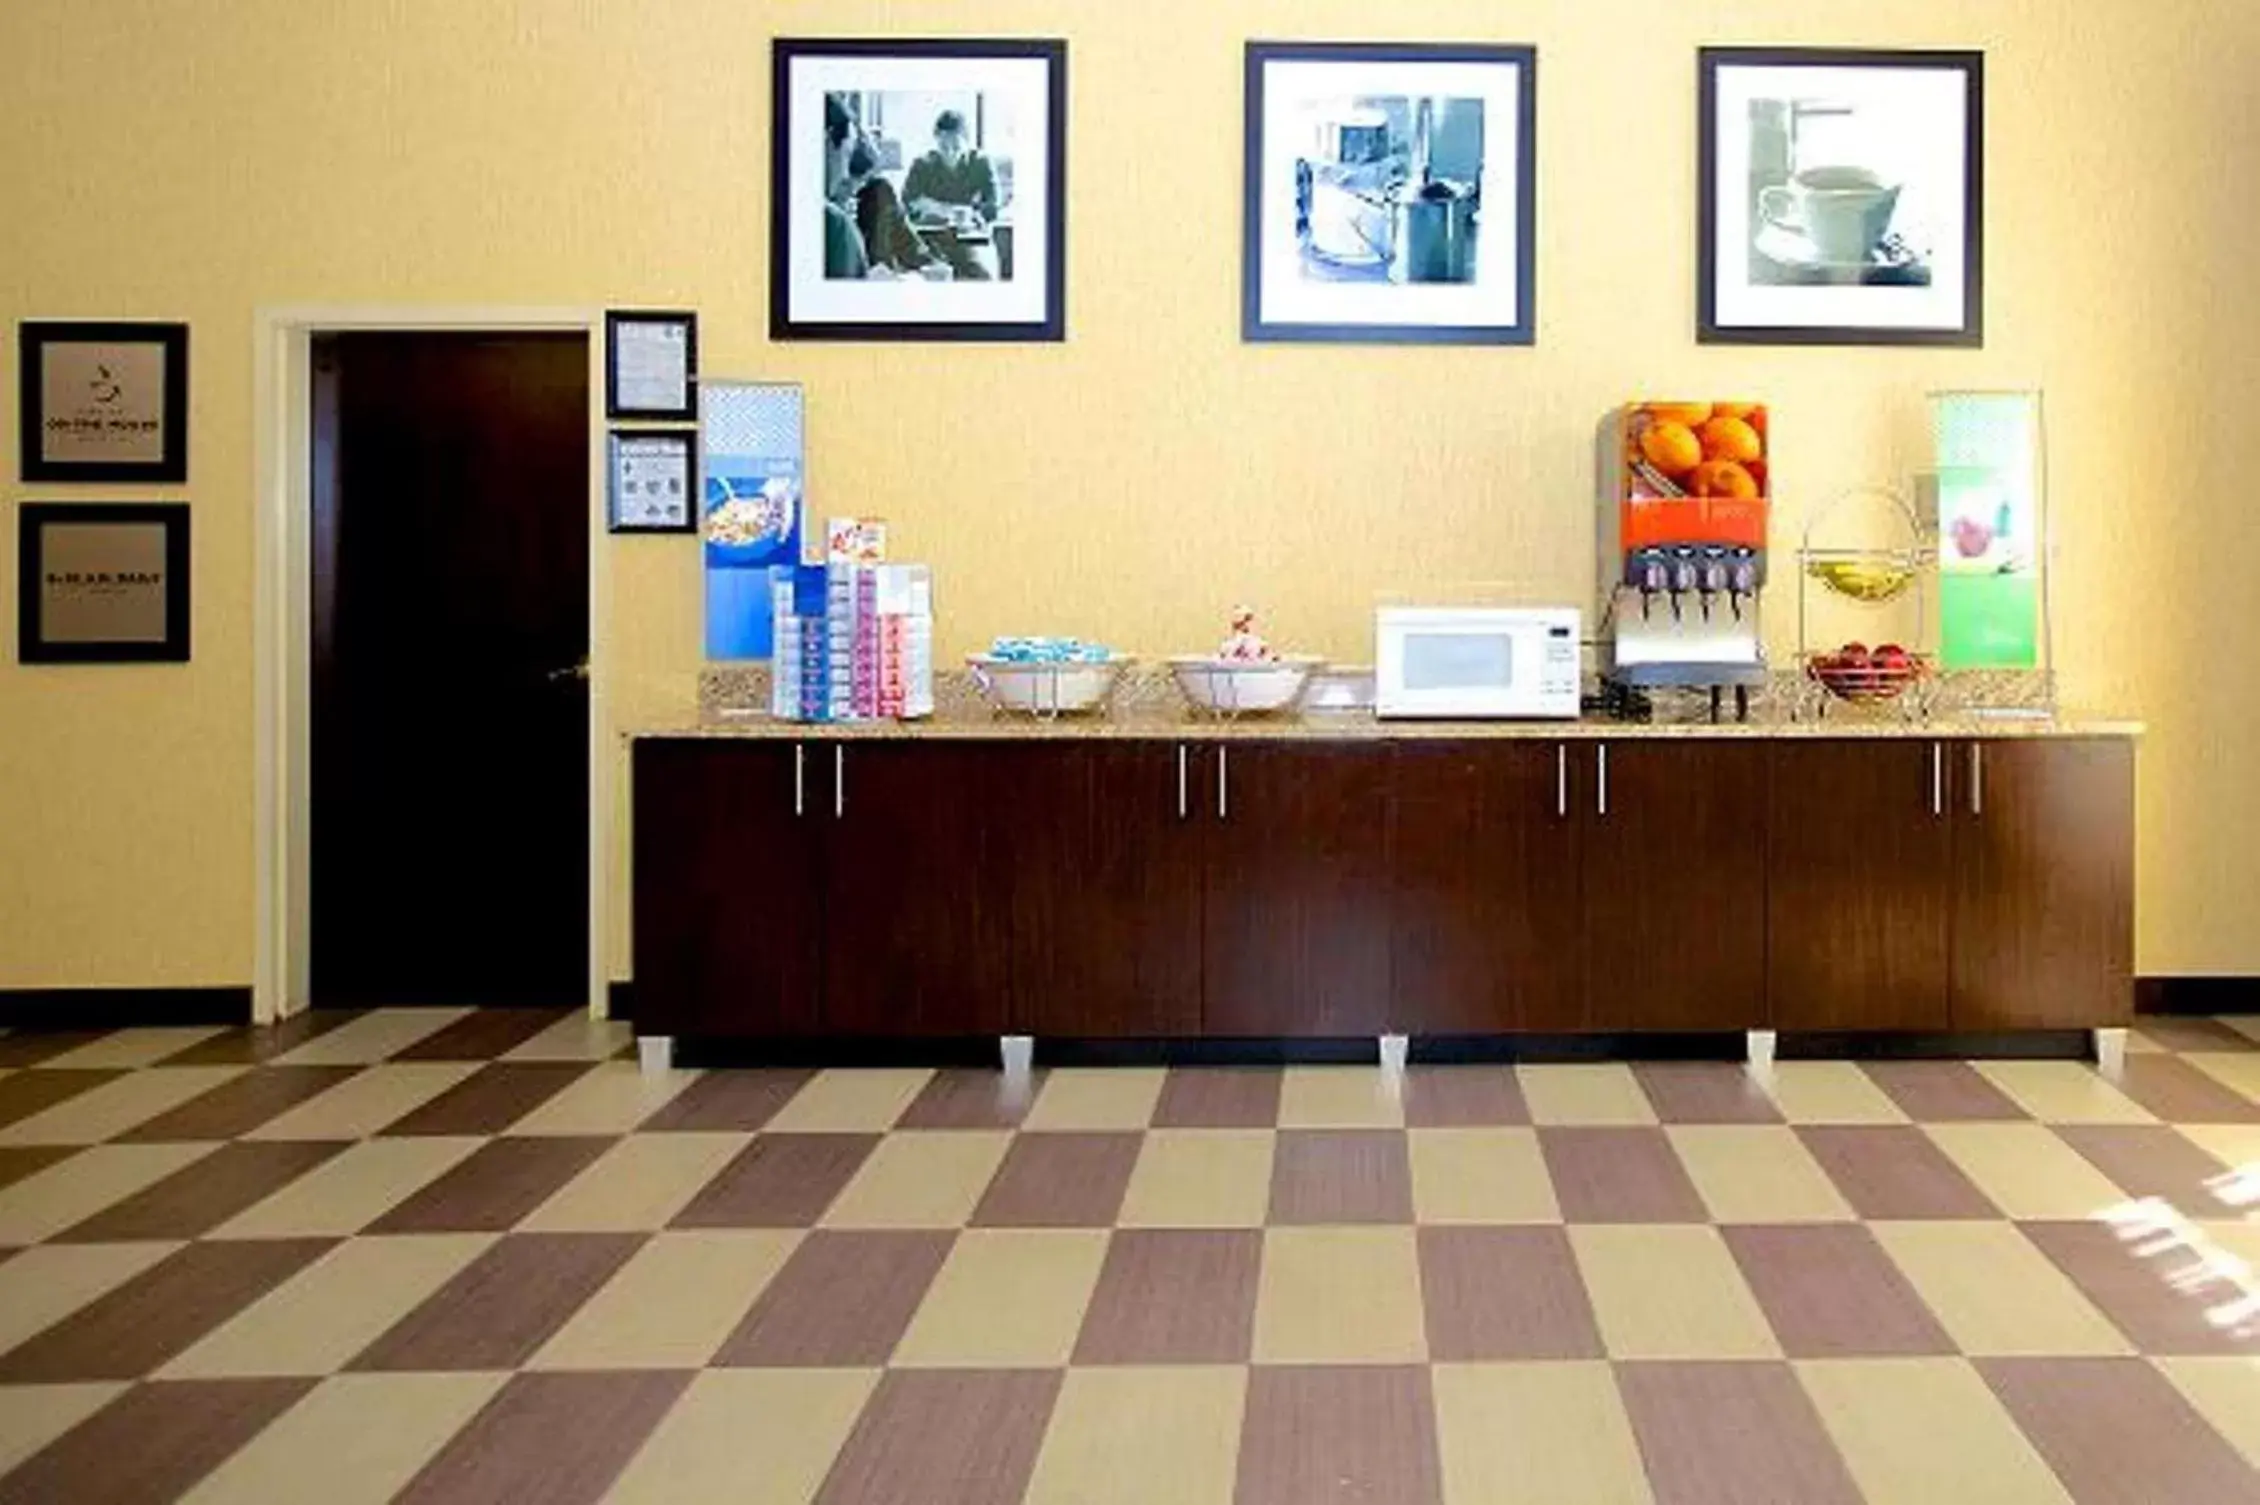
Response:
1699,48,1983,347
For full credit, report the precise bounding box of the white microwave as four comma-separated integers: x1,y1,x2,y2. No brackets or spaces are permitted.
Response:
1375,606,1583,719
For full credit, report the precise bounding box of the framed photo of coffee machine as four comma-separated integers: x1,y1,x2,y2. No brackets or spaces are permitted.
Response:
1698,48,1983,347
1243,41,1537,345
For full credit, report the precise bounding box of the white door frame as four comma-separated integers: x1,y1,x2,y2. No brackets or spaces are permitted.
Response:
252,306,612,1026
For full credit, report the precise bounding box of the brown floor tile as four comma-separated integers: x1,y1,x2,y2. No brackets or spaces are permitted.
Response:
668,1134,878,1228
1616,1360,1865,1505
1634,1063,1783,1124
393,1370,692,1505
1236,1365,1442,1505
2021,1219,2258,1355
1419,1225,1603,1360
1540,1127,1709,1222
0,1069,126,1131
0,1033,110,1068
2135,1017,2257,1053
0,1376,316,1505
1072,1228,1261,1364
1980,1356,2260,1504
376,1063,594,1136
2113,1055,2260,1124
156,1011,360,1066
1268,1130,1415,1224
895,1069,1047,1130
813,1368,1062,1505
54,1140,346,1242
0,1145,78,1196
114,1066,362,1142
0,1238,335,1382
714,1229,953,1366
1721,1224,1955,1357
1860,1061,2030,1122
1401,1067,1530,1127
2053,1124,2234,1204
1797,1126,2003,1219
635,1069,813,1132
365,1135,616,1234
971,1133,1140,1227
349,1232,646,1371
389,1009,573,1062
1152,1067,1284,1128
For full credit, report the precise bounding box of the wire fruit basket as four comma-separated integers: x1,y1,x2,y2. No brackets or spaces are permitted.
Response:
1795,487,1937,719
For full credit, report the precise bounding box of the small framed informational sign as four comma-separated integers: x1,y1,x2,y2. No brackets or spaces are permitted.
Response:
18,501,192,663
604,310,699,421
19,321,190,483
607,429,698,534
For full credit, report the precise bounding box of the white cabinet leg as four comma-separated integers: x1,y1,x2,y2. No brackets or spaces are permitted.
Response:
2093,1027,2128,1080
1378,1034,1409,1074
1746,1029,1777,1074
1000,1034,1034,1076
637,1035,674,1075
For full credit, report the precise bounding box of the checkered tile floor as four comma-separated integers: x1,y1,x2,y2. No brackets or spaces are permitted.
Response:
0,1010,2255,1503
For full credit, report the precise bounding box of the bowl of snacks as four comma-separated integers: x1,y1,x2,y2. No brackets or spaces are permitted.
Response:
1169,607,1325,715
968,637,1130,716
1808,642,1927,704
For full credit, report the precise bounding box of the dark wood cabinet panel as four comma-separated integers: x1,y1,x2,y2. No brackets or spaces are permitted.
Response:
1390,743,1583,1033
1201,744,1393,1037
1950,739,2135,1029
1765,741,1953,1031
632,740,822,1038
1580,740,1769,1031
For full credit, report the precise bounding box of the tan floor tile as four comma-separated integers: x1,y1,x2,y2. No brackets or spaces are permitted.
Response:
1119,1130,1275,1228
1668,1126,1855,1223
820,1131,1012,1228
270,1009,470,1065
504,1062,694,1135
606,1368,877,1504
1518,1064,1656,1126
1024,1068,1165,1131
2178,1125,2260,1201
0,1241,178,1355
1763,1062,1909,1125
0,1067,247,1145
1433,1361,1653,1505
1023,1366,1244,1505
2154,1357,2260,1469
0,1384,130,1474
42,1028,228,1070
1408,1128,1560,1224
244,1063,481,1140
1872,1222,2133,1355
2127,1030,2168,1053
2185,1052,2260,1106
1976,1061,2156,1124
892,1229,1109,1367
1278,1066,1404,1128
180,1372,507,1505
0,1143,211,1243
531,1230,798,1369
1252,1226,1426,1363
1570,1224,1779,1360
500,1013,633,1062
1800,1357,2073,1504
1923,1123,2137,1220
763,1068,933,1132
2220,1016,2260,1046
211,1137,482,1237
518,1132,747,1232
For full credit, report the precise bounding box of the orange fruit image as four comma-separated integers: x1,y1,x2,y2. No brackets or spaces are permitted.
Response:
1645,402,1713,427
1744,458,1769,493
1698,415,1764,465
1748,407,1769,439
1688,459,1759,499
1639,420,1704,477
1712,402,1759,420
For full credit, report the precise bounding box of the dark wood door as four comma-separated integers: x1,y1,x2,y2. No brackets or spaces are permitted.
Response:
821,741,1012,1037
1200,743,1392,1037
1005,744,1202,1038
1950,739,2135,1029
1579,740,1768,1031
1391,742,1582,1033
310,331,589,1008
1766,741,1952,1031
632,740,822,1037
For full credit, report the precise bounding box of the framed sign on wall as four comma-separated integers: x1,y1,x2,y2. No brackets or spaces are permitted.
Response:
607,429,698,534
604,310,699,422
17,502,192,663
18,321,190,483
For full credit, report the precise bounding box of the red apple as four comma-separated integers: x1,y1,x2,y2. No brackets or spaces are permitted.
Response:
1952,517,1994,559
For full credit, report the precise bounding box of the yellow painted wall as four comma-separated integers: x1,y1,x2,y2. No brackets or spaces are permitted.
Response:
2,0,2254,989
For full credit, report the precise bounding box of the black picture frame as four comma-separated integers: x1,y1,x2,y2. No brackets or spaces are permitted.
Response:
1698,47,1984,348
606,428,699,535
18,502,192,664
770,37,1069,342
1241,41,1539,346
604,310,699,422
18,322,190,483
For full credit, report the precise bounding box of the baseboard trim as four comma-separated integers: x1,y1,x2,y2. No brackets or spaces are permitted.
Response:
0,987,254,1031
1777,1030,2091,1061
2136,977,2260,1016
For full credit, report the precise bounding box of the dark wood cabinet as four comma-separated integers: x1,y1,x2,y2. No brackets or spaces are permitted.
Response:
1200,743,1393,1037
1390,742,1583,1033
1766,741,1953,1031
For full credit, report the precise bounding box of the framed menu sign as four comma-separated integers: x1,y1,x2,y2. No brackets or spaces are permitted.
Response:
19,322,190,483
607,429,697,533
604,310,698,422
17,503,191,663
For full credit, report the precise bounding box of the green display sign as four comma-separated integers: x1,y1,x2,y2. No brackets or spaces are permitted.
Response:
1932,393,2045,672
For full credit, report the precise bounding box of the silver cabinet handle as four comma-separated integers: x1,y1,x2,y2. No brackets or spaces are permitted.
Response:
1931,742,1943,818
1216,746,1229,821
1969,743,1983,817
834,745,845,819
1177,745,1188,820
1596,744,1610,818
1557,745,1569,818
795,744,806,818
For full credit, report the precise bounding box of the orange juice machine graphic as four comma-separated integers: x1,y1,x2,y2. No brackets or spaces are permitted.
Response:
1605,402,1771,721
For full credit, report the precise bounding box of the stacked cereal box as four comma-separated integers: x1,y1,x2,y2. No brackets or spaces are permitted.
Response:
769,519,933,723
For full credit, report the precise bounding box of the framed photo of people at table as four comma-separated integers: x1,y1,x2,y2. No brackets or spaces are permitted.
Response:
771,37,1067,342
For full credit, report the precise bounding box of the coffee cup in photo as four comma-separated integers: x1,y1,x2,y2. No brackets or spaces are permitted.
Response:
1759,165,1903,264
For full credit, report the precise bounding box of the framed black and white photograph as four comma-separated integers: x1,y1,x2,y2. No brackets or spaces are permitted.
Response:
17,502,191,664
604,310,698,422
607,429,697,534
1243,42,1537,346
1700,48,1983,346
771,37,1067,342
18,321,189,483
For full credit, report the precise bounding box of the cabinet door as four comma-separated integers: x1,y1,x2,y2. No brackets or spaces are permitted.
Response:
1391,742,1583,1033
1950,739,2134,1029
1580,740,1768,1031
1766,741,1952,1031
821,741,1012,1037
632,740,823,1038
1201,743,1393,1037
1005,744,1203,1038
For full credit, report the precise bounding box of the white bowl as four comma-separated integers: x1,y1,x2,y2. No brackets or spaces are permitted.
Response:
1167,655,1324,714
967,655,1130,715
